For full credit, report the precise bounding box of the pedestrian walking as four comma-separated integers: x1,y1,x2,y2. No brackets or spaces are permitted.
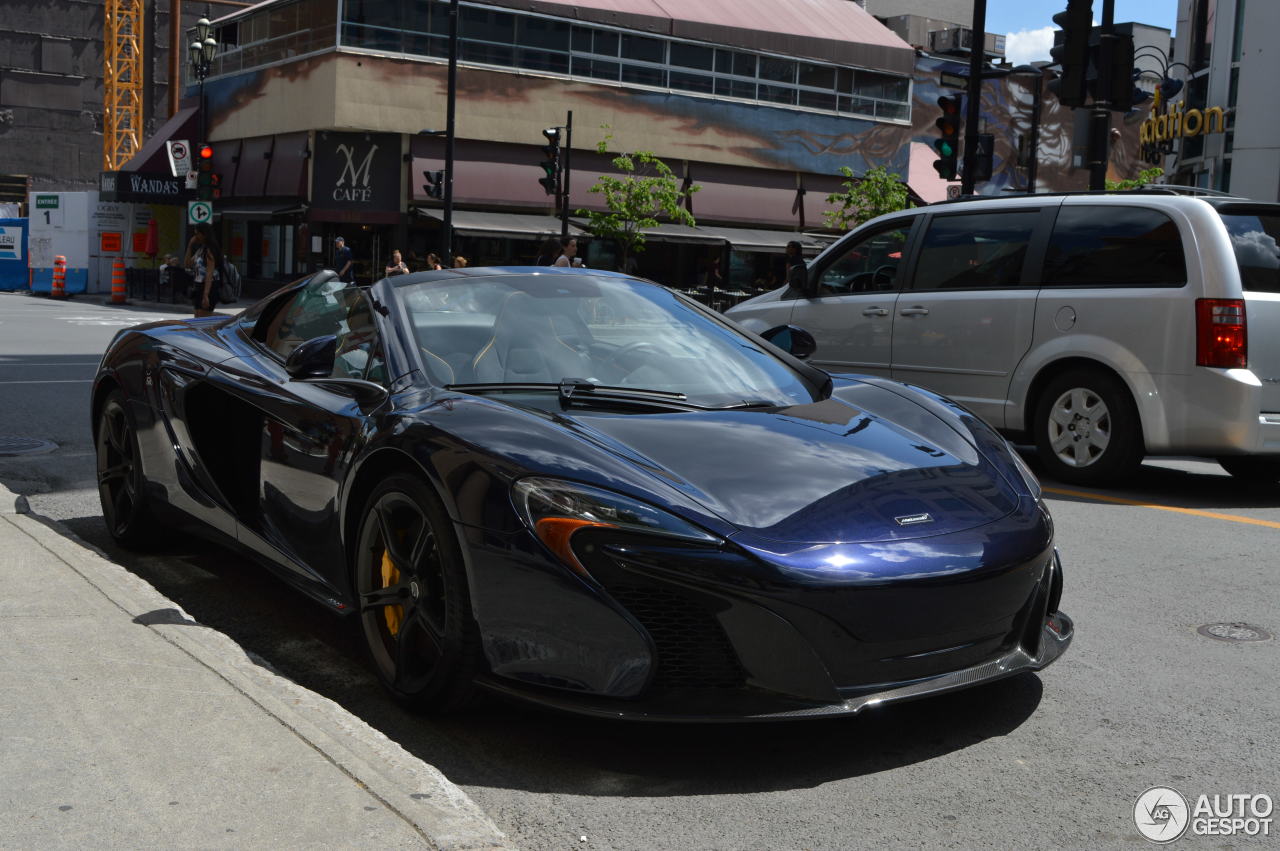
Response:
385,249,409,277
185,223,223,318
551,237,583,267
334,235,354,283
453,255,468,268
426,253,444,271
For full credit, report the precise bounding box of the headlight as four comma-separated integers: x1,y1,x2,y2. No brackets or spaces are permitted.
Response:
512,477,720,576
1006,440,1043,499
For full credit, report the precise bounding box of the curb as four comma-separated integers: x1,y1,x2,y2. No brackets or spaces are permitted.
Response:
2,501,513,850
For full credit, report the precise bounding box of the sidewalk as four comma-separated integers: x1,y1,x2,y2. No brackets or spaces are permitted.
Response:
0,483,511,850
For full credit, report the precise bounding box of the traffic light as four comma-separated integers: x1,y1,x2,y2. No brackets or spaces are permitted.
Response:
196,143,216,201
1091,31,1136,111
422,169,444,199
933,95,962,181
1048,0,1092,108
971,133,994,183
538,127,560,196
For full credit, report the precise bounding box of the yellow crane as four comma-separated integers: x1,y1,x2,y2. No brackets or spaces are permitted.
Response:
103,0,144,171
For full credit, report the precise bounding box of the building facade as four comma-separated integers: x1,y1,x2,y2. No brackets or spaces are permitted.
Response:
1165,0,1280,199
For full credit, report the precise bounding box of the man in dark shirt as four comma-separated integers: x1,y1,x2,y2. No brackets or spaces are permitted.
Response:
334,236,354,283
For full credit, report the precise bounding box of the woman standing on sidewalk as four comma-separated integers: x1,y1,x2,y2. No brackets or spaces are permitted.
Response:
184,224,224,317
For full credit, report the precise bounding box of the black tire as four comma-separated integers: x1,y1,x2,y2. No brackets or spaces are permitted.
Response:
1217,456,1280,483
1033,369,1143,486
352,474,480,711
96,389,158,548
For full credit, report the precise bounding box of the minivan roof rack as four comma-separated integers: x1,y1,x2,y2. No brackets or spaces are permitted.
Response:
929,185,1247,206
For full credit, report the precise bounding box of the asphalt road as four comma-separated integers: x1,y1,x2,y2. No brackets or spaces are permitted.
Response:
2,291,1277,849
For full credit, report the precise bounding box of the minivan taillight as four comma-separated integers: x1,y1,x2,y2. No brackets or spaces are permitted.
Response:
1196,298,1247,368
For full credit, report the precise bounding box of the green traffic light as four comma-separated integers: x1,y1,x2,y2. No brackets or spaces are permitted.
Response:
937,142,954,157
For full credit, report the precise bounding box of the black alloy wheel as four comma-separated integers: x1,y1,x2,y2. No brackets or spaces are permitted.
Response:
353,474,480,711
1033,369,1143,486
96,389,156,548
1216,455,1280,484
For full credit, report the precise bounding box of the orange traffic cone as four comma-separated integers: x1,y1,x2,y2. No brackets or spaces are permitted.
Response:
110,259,127,305
51,255,67,299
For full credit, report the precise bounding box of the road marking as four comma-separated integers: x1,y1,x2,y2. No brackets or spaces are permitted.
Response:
1044,486,1280,530
0,379,94,385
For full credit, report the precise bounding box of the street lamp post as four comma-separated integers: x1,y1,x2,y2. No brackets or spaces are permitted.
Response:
187,8,218,147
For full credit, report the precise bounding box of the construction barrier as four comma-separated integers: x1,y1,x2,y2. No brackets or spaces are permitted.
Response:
110,259,127,305
51,255,67,299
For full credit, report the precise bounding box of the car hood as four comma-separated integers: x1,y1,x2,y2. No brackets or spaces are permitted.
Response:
549,382,1020,544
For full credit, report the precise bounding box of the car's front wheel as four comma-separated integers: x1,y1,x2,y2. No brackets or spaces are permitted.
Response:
1217,456,1280,483
352,474,480,711
96,389,157,548
1033,369,1143,486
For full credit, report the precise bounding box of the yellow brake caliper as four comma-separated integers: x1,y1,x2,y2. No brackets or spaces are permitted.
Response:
380,548,404,636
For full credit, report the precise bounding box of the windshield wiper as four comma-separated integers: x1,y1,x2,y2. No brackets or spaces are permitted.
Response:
445,380,702,412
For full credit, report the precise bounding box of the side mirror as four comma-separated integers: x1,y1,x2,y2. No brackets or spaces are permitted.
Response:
761,325,817,360
285,335,337,379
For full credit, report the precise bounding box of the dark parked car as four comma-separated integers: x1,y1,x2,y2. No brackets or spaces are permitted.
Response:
92,267,1071,720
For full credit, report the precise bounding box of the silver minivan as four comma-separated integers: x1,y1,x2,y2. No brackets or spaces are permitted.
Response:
728,191,1280,486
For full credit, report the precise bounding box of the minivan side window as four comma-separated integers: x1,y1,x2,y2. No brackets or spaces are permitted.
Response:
1219,211,1280,293
1044,206,1187,286
912,211,1039,290
815,223,913,295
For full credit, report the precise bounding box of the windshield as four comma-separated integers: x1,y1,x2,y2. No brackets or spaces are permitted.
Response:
1220,211,1280,293
396,272,817,408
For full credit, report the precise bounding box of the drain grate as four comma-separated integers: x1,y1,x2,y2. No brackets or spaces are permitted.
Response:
0,436,58,457
1197,622,1272,642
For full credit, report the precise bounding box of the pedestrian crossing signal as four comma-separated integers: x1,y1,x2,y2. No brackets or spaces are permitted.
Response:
422,169,444,200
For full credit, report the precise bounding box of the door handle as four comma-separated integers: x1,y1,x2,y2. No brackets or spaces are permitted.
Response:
899,306,930,316
861,307,890,317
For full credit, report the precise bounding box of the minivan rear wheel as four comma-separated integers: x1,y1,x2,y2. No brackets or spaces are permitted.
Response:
1034,369,1143,486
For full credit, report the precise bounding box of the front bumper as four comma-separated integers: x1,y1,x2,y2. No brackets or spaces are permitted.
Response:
478,611,1073,722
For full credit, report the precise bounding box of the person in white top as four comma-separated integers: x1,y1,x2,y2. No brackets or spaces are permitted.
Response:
551,237,584,267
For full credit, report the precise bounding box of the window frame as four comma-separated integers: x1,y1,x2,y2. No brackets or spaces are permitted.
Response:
904,208,1050,293
1041,204,1190,289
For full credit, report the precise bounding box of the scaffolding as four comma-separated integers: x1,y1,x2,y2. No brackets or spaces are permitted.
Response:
103,0,145,171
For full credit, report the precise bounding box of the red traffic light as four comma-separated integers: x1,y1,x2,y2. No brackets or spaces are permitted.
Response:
199,144,214,160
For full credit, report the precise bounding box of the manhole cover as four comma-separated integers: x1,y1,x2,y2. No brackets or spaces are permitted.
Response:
1197,622,1272,642
0,436,58,456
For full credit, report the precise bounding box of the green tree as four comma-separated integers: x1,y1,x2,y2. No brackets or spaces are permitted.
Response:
1106,166,1165,191
823,165,912,231
578,133,699,268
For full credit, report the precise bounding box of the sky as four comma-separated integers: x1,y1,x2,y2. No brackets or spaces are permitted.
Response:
984,0,1179,65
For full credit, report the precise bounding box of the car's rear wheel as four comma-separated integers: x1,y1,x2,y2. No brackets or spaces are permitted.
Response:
353,474,480,711
1217,456,1280,483
96,389,157,548
1033,369,1143,486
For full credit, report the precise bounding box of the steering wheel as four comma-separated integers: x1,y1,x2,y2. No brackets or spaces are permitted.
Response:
872,264,897,287
605,341,662,371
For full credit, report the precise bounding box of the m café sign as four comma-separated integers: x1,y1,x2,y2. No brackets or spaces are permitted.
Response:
99,171,190,203
310,132,400,220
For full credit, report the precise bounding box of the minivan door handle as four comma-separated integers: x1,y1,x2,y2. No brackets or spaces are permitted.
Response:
899,306,930,316
861,307,890,317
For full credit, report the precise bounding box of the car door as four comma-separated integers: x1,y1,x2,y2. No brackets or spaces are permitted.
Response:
889,208,1048,428
231,280,390,591
789,217,919,376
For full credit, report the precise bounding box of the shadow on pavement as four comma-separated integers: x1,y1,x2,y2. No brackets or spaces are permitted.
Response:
58,511,1044,797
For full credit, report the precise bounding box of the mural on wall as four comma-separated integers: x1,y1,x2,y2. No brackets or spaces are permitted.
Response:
199,52,912,180
909,54,1147,196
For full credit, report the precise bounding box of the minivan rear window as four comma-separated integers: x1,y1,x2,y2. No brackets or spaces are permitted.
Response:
1044,206,1187,286
1220,212,1280,293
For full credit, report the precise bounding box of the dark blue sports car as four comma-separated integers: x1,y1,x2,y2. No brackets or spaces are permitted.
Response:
93,267,1071,720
